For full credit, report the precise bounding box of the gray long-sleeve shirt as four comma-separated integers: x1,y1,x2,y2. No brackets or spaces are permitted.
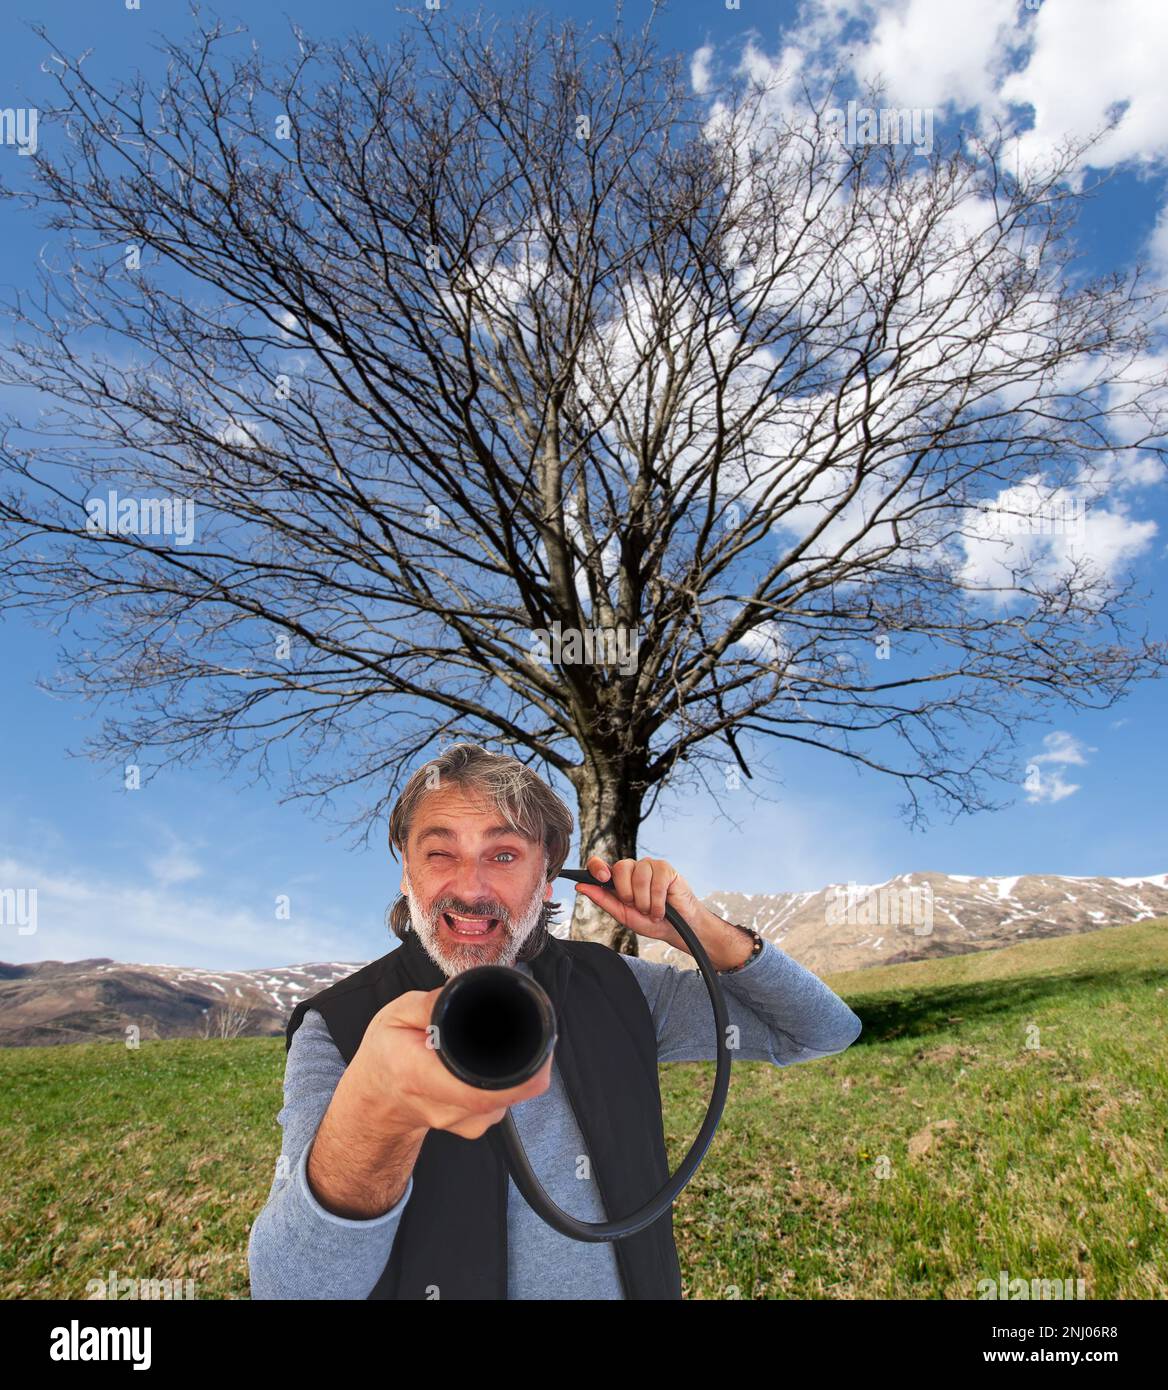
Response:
247,939,862,1300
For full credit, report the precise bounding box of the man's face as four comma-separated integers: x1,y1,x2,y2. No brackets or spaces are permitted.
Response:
400,783,552,977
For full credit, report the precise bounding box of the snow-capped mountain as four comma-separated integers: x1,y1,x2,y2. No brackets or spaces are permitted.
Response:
0,957,362,1047
2,871,1164,1044
638,871,1168,975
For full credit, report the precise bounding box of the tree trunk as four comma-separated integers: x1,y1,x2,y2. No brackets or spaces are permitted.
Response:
566,761,647,954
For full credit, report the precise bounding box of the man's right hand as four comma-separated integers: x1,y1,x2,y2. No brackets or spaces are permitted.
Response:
304,986,553,1219
351,987,554,1140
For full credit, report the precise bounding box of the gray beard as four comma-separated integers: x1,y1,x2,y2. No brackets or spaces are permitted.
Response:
404,872,547,977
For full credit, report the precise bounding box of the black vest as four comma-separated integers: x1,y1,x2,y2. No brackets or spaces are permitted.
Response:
285,928,683,1300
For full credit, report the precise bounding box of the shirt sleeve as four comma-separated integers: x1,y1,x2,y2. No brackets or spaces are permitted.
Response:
247,1008,414,1300
619,938,863,1065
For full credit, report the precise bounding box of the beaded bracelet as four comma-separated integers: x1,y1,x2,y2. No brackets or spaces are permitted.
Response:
717,923,764,974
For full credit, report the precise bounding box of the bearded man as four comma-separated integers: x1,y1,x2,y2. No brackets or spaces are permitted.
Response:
249,742,862,1300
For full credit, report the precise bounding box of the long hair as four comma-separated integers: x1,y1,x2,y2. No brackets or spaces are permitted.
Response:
386,741,574,959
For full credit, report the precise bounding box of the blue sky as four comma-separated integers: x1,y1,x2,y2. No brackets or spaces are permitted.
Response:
1,0,1166,970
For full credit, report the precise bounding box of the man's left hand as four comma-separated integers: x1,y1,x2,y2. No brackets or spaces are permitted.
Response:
572,855,706,955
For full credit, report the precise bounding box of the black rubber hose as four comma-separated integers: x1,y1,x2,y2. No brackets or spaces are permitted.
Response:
490,866,734,1242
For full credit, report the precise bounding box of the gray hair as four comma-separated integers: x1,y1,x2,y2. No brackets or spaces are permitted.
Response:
386,741,574,950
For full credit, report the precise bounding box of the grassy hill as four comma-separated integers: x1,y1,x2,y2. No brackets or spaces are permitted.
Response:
1,919,1164,1300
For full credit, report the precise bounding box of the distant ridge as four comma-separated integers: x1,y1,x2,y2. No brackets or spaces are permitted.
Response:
1,871,1164,1044
638,871,1168,974
0,958,361,1048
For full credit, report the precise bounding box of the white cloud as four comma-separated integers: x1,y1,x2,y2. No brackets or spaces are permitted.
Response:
852,0,1021,116
1024,729,1095,804
775,0,1168,176
677,10,1165,618
959,475,1158,607
1149,203,1168,287
691,43,713,96
214,420,262,449
997,0,1168,179
734,620,789,666
147,842,203,887
1030,730,1094,766
724,1,1168,280
0,855,368,970
1026,767,1080,804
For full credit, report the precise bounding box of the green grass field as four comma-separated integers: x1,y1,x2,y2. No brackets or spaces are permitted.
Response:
2,919,1164,1300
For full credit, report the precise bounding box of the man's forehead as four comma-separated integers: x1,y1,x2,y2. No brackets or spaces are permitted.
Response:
414,821,533,843
409,786,538,843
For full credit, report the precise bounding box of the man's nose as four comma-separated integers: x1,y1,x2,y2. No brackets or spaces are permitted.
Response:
449,865,496,907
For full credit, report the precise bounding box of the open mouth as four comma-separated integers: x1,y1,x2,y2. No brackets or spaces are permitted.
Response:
441,911,502,940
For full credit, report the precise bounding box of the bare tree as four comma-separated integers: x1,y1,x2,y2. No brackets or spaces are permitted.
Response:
199,993,257,1040
1,6,1164,950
